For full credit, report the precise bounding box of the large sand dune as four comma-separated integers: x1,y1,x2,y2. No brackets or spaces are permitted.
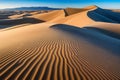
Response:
0,5,120,80
49,5,98,26
52,5,120,27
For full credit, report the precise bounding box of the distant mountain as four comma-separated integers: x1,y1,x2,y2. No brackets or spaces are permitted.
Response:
2,7,62,11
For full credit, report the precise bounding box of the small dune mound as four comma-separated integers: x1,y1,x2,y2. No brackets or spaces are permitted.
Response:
30,11,49,15
9,13,26,19
30,11,40,15
9,13,32,19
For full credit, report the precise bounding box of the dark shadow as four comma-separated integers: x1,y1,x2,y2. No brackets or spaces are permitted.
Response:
63,9,69,16
0,14,12,19
87,7,120,23
84,27,120,40
64,8,88,16
0,18,45,29
0,25,15,29
50,24,120,55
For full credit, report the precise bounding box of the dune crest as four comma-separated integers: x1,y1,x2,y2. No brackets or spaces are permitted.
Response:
63,5,98,16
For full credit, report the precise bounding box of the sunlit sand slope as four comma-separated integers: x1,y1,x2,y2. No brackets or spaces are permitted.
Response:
31,10,65,22
0,23,120,80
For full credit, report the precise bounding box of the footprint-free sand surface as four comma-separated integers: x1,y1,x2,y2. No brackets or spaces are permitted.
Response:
0,5,120,80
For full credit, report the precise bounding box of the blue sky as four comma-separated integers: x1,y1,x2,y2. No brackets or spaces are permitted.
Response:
0,0,120,9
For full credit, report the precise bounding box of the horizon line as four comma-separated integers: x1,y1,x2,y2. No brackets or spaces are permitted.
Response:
0,5,120,10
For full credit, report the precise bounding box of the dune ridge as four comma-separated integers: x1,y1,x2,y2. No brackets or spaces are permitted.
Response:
64,5,97,16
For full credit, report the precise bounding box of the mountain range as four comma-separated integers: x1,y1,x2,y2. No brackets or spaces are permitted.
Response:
1,7,62,11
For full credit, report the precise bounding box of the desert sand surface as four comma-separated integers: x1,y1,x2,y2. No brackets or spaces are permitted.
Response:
0,5,120,80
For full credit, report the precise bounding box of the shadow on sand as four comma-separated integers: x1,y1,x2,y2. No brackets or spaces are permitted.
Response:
50,24,120,55
87,7,120,23
0,18,44,29
0,14,11,19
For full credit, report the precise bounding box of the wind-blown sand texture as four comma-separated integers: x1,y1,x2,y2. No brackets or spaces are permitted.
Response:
0,5,120,80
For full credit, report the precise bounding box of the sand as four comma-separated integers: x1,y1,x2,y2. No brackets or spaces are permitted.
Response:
30,10,65,22
9,13,27,19
0,5,120,80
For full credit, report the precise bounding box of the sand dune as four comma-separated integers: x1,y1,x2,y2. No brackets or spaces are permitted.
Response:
29,5,97,27
9,13,29,19
0,5,120,80
52,10,94,27
31,10,65,22
0,11,24,19
49,5,97,26
9,11,48,19
50,5,120,27
30,11,40,15
0,17,43,29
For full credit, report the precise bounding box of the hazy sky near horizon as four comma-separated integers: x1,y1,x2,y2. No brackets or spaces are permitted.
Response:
0,0,120,9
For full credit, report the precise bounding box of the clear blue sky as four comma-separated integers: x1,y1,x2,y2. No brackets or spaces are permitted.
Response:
0,0,120,9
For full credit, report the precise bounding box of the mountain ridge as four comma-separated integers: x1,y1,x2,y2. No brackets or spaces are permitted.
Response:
1,7,62,11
